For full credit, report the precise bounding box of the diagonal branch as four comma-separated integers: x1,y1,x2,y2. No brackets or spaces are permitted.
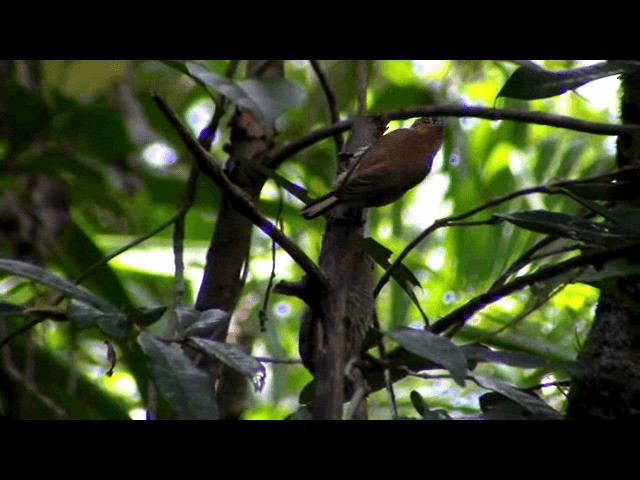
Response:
152,93,327,288
429,241,640,335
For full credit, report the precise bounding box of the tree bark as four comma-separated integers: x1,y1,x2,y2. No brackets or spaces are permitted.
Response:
567,73,640,418
300,115,387,419
194,60,282,420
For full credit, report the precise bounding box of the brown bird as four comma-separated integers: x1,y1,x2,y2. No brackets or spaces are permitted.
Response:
301,118,444,219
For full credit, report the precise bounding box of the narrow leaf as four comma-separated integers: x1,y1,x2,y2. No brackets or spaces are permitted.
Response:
0,259,117,313
497,62,623,100
188,337,266,392
181,309,231,337
385,328,467,387
494,210,636,244
137,332,218,420
0,302,24,315
473,374,562,419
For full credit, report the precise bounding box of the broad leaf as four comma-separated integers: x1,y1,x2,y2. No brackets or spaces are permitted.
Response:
409,390,450,420
461,344,582,373
473,375,562,420
0,259,116,312
137,332,218,420
188,337,266,392
125,306,167,327
385,328,467,387
67,299,130,339
174,307,202,333
181,309,231,337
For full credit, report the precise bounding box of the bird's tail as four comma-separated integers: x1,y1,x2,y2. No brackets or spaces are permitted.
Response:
301,192,339,219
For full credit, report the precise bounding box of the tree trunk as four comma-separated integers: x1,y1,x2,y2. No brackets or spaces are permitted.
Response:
567,73,640,418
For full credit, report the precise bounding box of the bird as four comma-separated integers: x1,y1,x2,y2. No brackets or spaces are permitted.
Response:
301,118,444,219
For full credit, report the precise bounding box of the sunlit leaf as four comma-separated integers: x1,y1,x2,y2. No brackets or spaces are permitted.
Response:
0,259,116,312
385,327,467,387
137,332,218,420
188,337,266,392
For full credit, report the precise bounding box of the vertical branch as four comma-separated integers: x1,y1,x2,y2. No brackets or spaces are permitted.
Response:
356,61,368,116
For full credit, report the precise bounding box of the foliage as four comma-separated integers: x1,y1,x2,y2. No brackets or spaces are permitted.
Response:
0,60,633,419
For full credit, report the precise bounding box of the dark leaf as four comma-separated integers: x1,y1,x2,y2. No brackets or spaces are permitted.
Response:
385,328,468,387
479,391,533,420
67,299,130,339
125,306,167,327
0,302,24,315
473,375,562,419
0,259,116,312
137,332,218,420
104,340,117,377
494,210,637,244
188,337,266,392
285,406,313,420
3,80,50,152
497,62,623,100
461,344,582,373
174,307,201,333
181,309,231,337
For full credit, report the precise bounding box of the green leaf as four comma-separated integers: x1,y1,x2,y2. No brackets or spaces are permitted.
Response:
410,391,451,420
362,238,420,289
188,337,266,392
3,80,50,153
479,391,533,420
181,309,231,337
137,332,218,420
385,327,468,387
497,62,623,100
174,307,201,333
67,299,130,339
126,306,167,327
494,210,637,244
236,77,305,126
0,259,117,312
473,375,562,419
361,237,429,324
461,344,582,374
577,258,640,285
179,61,303,126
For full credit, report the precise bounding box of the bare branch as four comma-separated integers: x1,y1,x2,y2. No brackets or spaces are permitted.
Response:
430,241,640,335
309,60,343,152
267,104,640,170
152,94,328,289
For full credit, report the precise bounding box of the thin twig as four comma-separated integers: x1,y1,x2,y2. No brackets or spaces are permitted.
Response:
259,196,284,332
0,317,47,350
372,311,398,419
169,167,199,338
430,241,640,335
490,237,560,289
0,322,69,419
253,356,302,364
374,185,549,297
152,93,328,288
267,104,640,170
309,60,343,152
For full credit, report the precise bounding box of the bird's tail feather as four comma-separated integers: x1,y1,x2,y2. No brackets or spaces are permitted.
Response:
301,193,339,219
